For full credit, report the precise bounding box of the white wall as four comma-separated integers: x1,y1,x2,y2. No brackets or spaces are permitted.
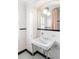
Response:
18,0,26,52
18,30,26,52
37,30,60,43
26,5,38,52
18,0,26,28
26,7,34,52
18,0,38,52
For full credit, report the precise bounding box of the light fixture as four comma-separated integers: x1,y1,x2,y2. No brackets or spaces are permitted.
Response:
43,8,48,15
47,0,51,1
43,7,51,16
47,11,51,16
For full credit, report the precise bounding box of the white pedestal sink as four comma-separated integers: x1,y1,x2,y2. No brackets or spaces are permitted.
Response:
32,36,58,59
32,37,56,50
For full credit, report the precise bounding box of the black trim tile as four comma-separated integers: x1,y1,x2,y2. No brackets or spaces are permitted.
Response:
18,49,26,55
18,49,50,59
19,28,26,30
37,28,60,32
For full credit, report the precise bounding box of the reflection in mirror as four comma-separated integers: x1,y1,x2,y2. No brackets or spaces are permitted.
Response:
52,7,60,30
37,5,60,31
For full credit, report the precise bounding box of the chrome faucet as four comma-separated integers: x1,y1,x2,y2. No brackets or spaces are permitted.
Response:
41,32,44,35
41,32,48,40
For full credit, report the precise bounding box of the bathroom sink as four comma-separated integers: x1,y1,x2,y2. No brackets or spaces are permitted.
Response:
32,37,56,50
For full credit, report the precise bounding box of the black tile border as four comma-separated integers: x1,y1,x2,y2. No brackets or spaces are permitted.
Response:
26,49,37,56
18,49,26,55
36,51,50,59
37,28,60,32
18,49,50,59
19,28,60,32
19,28,26,30
18,49,38,56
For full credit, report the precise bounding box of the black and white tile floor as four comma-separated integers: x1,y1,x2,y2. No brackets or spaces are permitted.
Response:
18,43,60,59
18,51,45,59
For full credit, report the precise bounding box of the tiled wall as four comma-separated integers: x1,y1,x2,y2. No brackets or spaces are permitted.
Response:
37,30,60,43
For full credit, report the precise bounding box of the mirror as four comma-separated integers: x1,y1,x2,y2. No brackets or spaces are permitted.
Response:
37,4,60,31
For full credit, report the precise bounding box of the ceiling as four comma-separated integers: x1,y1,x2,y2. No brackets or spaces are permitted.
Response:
22,0,40,4
23,0,59,5
21,0,59,9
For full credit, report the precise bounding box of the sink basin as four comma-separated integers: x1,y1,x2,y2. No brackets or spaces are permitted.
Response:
32,37,56,50
38,37,49,44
